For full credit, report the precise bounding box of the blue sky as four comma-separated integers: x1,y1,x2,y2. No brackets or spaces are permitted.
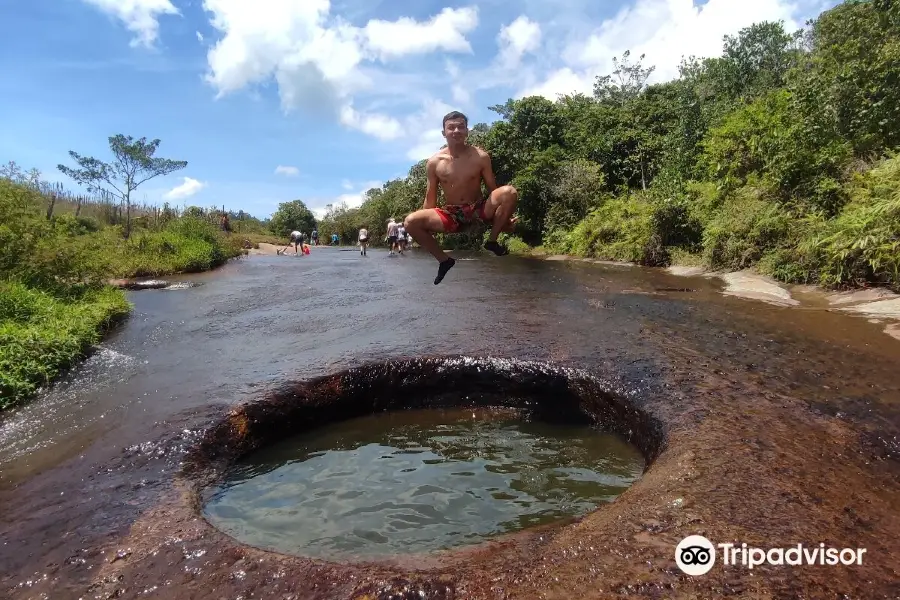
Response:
0,0,836,219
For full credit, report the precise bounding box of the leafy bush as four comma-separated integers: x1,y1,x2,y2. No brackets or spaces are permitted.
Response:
499,234,532,255
568,195,658,264
796,155,900,288
701,187,797,270
0,177,244,408
543,159,606,233
115,217,242,277
0,282,130,407
564,192,704,266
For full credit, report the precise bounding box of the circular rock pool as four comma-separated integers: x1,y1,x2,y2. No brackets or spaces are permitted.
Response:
202,407,644,560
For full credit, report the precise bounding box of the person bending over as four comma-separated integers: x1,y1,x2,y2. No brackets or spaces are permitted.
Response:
403,111,518,285
278,230,302,255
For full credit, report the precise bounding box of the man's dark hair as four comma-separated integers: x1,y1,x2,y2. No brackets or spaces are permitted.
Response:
442,111,468,129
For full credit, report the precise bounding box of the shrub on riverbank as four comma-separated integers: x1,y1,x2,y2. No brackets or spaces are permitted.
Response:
784,155,900,288
0,176,245,408
107,217,245,277
0,281,130,408
1,178,244,281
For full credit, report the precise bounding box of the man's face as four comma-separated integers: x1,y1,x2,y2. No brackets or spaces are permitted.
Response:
443,118,468,144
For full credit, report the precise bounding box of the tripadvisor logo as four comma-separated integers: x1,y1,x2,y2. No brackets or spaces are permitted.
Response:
676,535,716,575
675,535,867,575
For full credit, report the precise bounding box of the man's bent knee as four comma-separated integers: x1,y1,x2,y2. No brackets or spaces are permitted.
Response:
491,185,518,202
500,184,518,200
405,210,436,231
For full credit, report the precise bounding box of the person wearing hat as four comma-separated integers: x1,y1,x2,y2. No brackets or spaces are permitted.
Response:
386,217,400,255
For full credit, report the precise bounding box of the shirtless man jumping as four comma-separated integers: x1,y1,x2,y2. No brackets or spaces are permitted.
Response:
403,111,519,285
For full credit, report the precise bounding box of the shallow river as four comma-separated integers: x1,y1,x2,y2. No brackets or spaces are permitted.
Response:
1,247,898,599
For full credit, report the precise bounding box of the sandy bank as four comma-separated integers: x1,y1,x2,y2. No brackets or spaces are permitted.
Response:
247,242,339,256
248,242,291,255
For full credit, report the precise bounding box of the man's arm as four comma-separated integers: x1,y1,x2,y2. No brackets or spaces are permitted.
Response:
423,158,439,209
480,150,498,193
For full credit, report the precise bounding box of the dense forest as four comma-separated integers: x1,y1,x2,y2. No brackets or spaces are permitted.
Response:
317,0,900,290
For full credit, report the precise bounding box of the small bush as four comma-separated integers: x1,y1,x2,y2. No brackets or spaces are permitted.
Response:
565,193,704,266
796,155,900,288
701,187,797,271
0,281,131,407
500,234,532,255
568,195,656,263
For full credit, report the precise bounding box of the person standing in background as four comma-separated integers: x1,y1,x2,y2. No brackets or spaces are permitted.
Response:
358,226,369,256
397,222,408,254
386,218,400,255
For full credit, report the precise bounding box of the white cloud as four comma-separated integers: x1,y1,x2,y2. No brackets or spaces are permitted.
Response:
362,7,479,60
336,179,382,209
401,99,458,161
81,0,179,47
201,1,478,121
274,165,300,177
311,179,383,218
406,130,446,162
519,67,592,99
339,105,404,140
497,16,542,68
163,177,206,200
196,31,204,42
445,60,472,106
521,0,801,99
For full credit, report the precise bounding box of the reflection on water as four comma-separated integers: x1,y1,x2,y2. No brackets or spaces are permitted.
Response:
203,408,645,559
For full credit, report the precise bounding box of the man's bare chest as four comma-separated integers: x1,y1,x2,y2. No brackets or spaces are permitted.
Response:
436,160,481,187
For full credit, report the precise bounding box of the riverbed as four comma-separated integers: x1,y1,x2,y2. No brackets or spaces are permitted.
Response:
1,247,898,599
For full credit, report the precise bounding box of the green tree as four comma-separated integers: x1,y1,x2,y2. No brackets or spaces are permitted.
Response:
719,21,803,101
269,199,317,238
593,50,656,107
511,146,567,242
594,51,656,190
545,159,606,233
58,135,187,238
792,0,900,155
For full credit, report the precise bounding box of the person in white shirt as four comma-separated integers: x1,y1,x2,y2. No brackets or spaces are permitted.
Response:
358,226,369,256
397,223,407,253
386,218,400,255
278,230,302,255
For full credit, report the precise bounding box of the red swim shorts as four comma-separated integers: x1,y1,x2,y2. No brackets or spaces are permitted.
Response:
434,199,489,233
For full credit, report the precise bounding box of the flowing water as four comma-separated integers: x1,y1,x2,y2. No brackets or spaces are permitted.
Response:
1,247,898,598
203,407,645,560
